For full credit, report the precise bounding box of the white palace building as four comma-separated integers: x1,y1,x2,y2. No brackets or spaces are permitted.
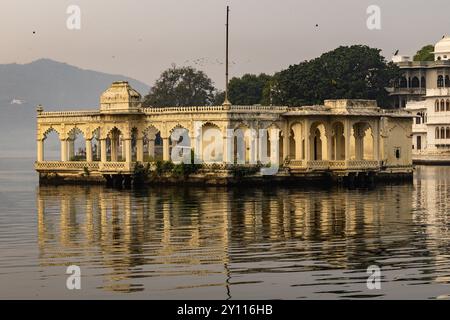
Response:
392,36,450,163
34,81,413,186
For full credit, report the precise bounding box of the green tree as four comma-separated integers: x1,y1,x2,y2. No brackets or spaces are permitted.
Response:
413,45,434,62
274,45,401,107
143,65,217,107
227,73,272,105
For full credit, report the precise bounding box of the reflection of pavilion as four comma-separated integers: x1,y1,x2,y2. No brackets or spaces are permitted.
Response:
37,183,416,296
35,82,413,182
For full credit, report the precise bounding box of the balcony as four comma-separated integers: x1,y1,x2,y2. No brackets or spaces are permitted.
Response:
388,87,426,96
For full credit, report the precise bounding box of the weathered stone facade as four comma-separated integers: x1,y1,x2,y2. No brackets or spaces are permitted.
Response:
35,81,414,185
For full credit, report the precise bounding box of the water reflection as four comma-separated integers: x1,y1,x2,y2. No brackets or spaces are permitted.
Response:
35,167,450,299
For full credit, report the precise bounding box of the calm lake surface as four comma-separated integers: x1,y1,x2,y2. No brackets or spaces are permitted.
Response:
1,158,450,299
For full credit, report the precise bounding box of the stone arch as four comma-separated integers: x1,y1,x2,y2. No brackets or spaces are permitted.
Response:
106,127,124,162
310,121,328,161
438,75,444,88
331,121,345,160
143,125,162,161
91,127,101,161
399,77,408,88
411,77,420,88
42,127,61,161
169,124,191,164
202,122,223,163
266,123,283,164
66,127,86,161
351,122,374,160
290,122,303,160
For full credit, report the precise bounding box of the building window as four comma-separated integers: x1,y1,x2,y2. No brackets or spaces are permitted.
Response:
395,148,401,159
446,76,450,87
421,76,426,88
447,100,450,111
447,127,450,139
436,127,440,139
441,99,445,111
411,77,420,88
441,127,445,139
399,77,408,88
436,100,440,112
416,114,421,124
438,75,444,88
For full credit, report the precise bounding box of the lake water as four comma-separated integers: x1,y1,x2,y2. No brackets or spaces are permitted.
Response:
1,158,450,299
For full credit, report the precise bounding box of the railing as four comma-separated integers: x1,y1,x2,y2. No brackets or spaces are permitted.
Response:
329,160,346,169
38,110,100,117
287,160,304,167
35,161,134,172
346,160,380,169
142,105,289,114
98,162,132,172
286,160,381,170
307,160,329,169
35,161,99,171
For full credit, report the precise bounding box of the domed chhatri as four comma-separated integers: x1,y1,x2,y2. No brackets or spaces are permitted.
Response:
100,81,142,113
433,36,450,61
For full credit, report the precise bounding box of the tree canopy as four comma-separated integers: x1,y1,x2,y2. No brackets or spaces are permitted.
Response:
413,45,435,62
143,65,216,107
272,45,400,107
227,73,272,105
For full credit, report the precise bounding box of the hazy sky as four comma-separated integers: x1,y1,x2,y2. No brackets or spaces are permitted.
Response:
1,0,450,89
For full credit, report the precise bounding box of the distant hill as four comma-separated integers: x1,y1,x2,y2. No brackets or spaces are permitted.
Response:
0,59,150,157
0,59,149,109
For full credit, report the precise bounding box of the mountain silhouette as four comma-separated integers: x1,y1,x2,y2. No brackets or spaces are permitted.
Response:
0,59,150,157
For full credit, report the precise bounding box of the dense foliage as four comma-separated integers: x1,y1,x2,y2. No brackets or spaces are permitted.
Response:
143,65,216,107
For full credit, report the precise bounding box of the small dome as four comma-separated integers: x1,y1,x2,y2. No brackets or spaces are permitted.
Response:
100,81,142,113
434,36,450,61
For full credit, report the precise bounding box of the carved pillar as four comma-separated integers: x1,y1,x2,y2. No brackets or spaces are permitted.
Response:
37,139,44,162
60,139,67,161
269,133,280,165
85,139,93,162
355,130,365,160
148,139,155,159
373,121,380,161
249,130,258,164
136,138,144,162
121,140,126,161
223,130,233,164
344,120,351,161
162,137,170,161
124,139,132,163
326,133,333,161
111,136,118,162
282,130,289,162
303,119,311,161
68,139,75,160
294,137,302,160
100,139,107,163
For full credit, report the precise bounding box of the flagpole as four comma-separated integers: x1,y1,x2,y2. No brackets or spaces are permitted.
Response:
223,6,231,107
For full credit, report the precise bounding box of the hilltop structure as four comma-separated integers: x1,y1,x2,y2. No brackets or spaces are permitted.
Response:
35,81,413,186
